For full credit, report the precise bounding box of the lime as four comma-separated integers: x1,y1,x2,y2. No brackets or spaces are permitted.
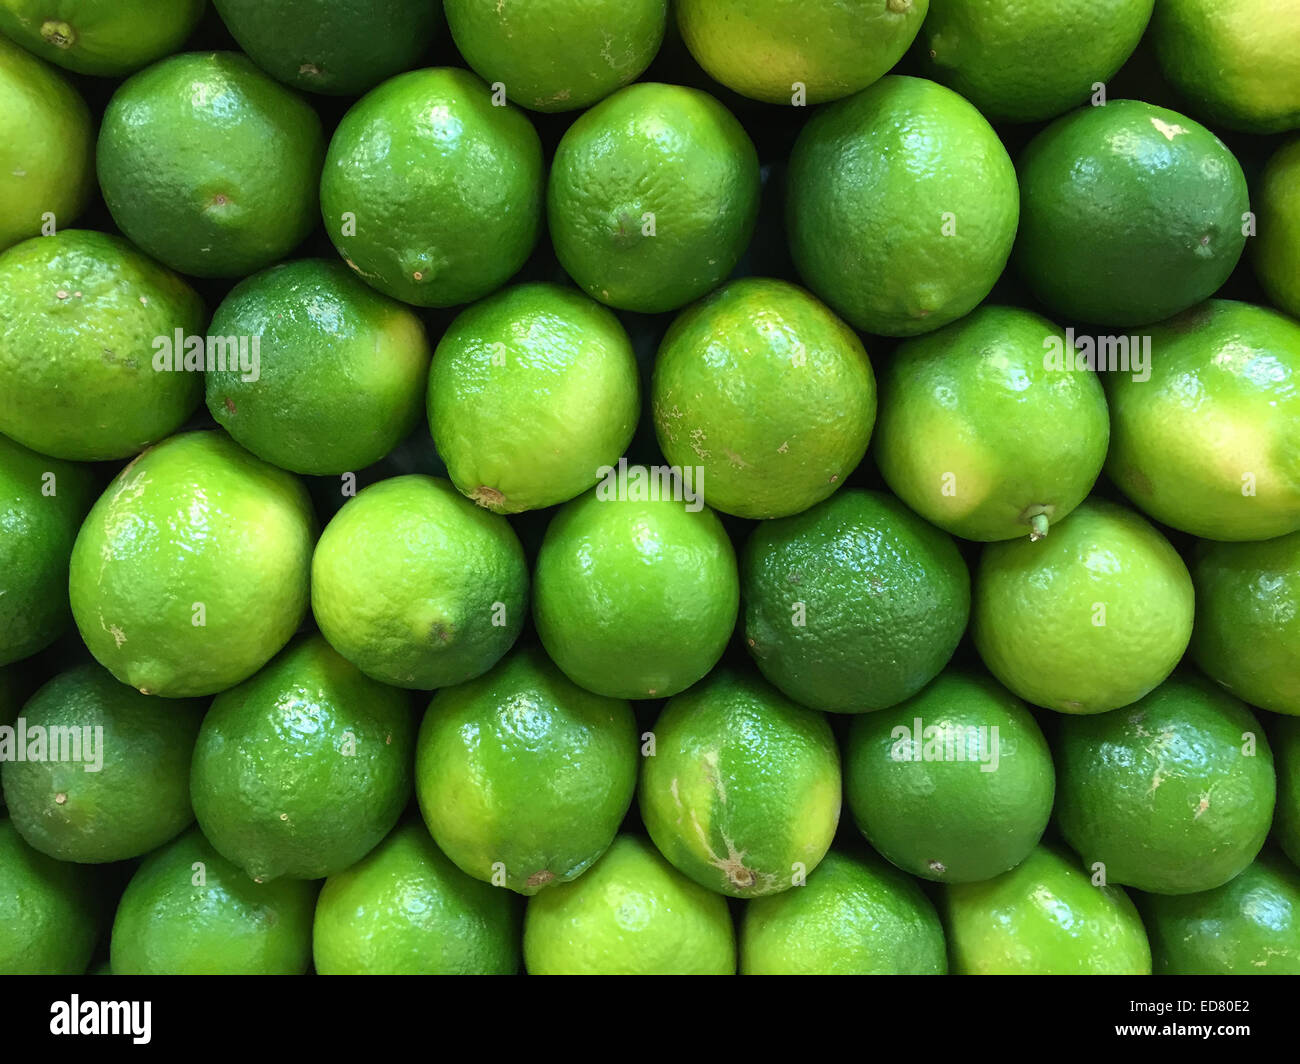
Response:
206,258,432,476
942,844,1151,974
1138,850,1300,974
313,822,521,975
787,75,1017,337
972,498,1194,714
97,51,325,278
445,0,666,112
1151,0,1300,134
212,0,438,96
743,489,970,714
1255,139,1300,318
523,834,735,975
427,282,640,513
547,82,760,313
676,0,927,106
1014,100,1249,326
651,278,877,519
2,663,203,862
0,0,205,76
415,645,637,895
69,431,316,698
1191,532,1300,716
1057,672,1274,895
740,849,947,975
321,67,543,308
1275,716,1300,868
917,0,1153,122
0,817,98,973
191,634,414,882
0,35,92,251
1105,300,1300,541
845,669,1054,883
110,828,316,975
639,667,840,898
873,305,1110,542
311,474,528,690
532,490,738,699
0,433,95,664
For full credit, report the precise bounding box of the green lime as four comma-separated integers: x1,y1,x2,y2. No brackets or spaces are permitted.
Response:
0,230,205,461
743,488,970,714
206,258,432,476
97,51,325,278
972,498,1194,714
0,433,95,664
1014,100,1249,326
313,822,521,974
943,844,1151,974
0,817,98,973
2,663,203,862
676,0,927,106
1106,300,1300,541
845,669,1054,883
0,35,92,251
523,834,735,975
787,75,1017,337
311,474,527,690
547,82,759,314
1191,532,1300,716
415,645,637,895
191,634,414,882
445,0,666,112
1151,0,1300,134
1255,138,1300,318
1056,673,1275,895
1275,716,1300,868
69,431,316,698
427,282,640,513
917,0,1153,122
740,849,947,975
110,827,316,975
651,278,877,519
639,667,840,898
533,490,738,699
0,0,205,76
321,67,543,308
874,305,1110,542
212,0,438,96
1138,850,1300,974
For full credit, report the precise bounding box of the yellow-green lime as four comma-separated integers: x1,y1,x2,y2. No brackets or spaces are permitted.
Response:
532,490,738,699
651,278,877,519
0,230,205,461
743,488,970,713
97,51,325,278
2,663,203,863
69,431,316,698
547,82,760,313
740,849,947,975
639,667,841,898
415,645,637,895
313,822,521,975
0,817,98,973
445,0,666,112
206,258,432,475
427,282,640,513
1255,138,1300,317
676,0,928,106
311,474,528,690
943,845,1151,974
1275,716,1300,868
523,834,735,975
972,498,1194,714
874,305,1110,542
321,67,544,307
846,668,1054,883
